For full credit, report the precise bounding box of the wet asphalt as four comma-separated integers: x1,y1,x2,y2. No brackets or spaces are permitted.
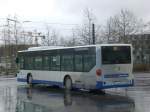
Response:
0,73,150,112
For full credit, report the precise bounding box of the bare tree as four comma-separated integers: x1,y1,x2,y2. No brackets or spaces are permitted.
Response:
104,9,139,43
102,16,119,43
78,8,100,45
140,21,150,34
66,29,82,46
42,25,58,46
59,37,66,46
59,28,81,47
117,10,138,42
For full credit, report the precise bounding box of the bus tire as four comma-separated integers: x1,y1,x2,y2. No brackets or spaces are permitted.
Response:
64,76,72,91
27,74,33,86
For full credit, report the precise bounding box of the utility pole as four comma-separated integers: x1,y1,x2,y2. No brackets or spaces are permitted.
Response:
108,22,111,44
3,26,7,75
92,23,95,44
7,18,11,45
4,18,11,75
7,17,19,45
14,18,18,46
7,17,19,72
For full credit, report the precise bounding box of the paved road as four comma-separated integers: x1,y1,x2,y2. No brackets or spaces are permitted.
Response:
0,73,150,112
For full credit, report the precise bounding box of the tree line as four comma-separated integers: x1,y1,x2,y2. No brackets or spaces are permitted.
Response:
1,9,149,47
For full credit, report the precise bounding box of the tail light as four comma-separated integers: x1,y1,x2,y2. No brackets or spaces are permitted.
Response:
96,69,102,76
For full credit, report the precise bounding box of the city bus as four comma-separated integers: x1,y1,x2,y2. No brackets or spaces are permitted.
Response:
17,44,134,90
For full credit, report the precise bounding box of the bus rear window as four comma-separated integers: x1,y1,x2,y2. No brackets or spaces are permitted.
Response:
102,46,131,64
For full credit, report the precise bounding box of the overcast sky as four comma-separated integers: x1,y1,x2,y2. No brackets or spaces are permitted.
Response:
0,0,150,37
0,0,150,23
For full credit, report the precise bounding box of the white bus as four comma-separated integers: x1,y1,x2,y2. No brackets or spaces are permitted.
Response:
17,44,134,90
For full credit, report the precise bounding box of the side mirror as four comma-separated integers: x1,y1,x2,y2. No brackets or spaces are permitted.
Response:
16,57,19,64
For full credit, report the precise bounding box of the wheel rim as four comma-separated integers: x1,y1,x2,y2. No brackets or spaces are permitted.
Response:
66,78,72,90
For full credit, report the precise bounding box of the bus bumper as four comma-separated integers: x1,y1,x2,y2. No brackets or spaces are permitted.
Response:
96,80,134,89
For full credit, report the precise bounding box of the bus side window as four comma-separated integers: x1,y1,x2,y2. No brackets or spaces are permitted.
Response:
20,57,24,69
34,56,42,70
51,55,60,71
26,57,34,70
61,55,73,71
74,55,83,72
83,54,96,72
43,56,49,70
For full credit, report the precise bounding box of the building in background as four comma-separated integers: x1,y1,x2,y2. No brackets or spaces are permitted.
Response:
126,34,150,71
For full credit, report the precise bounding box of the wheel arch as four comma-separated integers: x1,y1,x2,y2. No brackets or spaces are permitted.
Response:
27,73,32,83
63,74,72,86
27,73,32,78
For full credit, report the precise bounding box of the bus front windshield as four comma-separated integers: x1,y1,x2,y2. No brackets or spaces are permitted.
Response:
102,46,131,64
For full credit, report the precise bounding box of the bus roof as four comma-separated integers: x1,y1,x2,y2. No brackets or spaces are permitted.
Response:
18,44,132,52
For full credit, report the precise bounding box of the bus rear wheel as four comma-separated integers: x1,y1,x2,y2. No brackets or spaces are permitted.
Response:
64,77,72,90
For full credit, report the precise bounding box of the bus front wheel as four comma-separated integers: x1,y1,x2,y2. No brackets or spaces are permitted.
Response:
27,74,33,86
64,76,72,90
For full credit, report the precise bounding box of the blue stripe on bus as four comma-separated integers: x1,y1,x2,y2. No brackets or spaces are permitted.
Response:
17,78,26,82
96,80,134,89
17,78,63,87
18,78,134,90
104,74,129,78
